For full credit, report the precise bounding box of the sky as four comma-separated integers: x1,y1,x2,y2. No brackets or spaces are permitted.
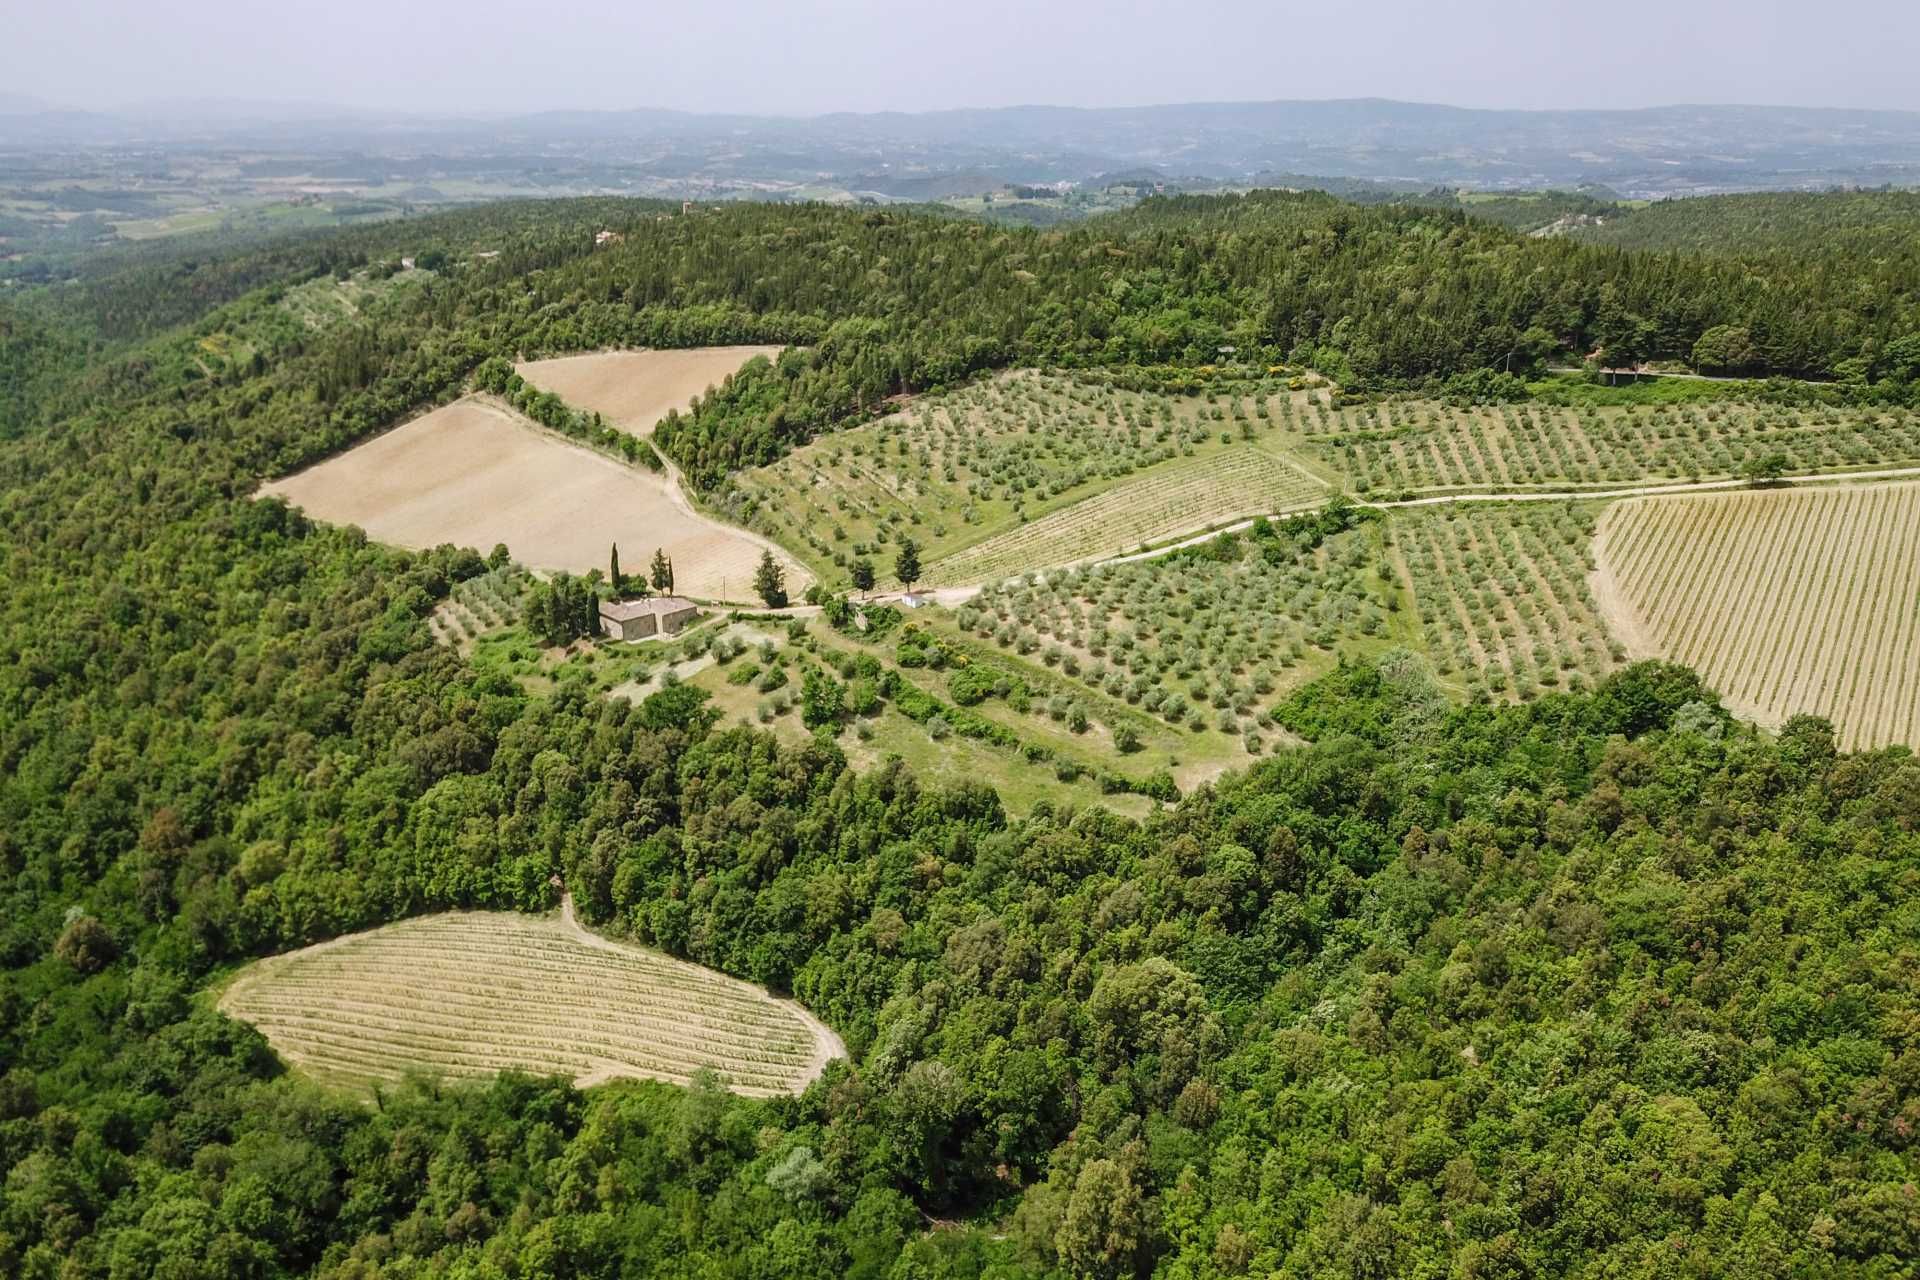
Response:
7,0,1919,117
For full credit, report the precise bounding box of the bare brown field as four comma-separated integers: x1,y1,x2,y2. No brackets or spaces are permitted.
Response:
1592,482,1920,749
260,397,807,603
514,346,785,436
218,906,844,1096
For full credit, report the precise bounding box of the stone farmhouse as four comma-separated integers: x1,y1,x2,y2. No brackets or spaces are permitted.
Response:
598,596,699,642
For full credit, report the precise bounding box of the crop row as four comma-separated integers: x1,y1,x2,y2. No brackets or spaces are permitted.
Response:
730,370,1312,577
928,447,1325,584
1395,503,1620,699
219,911,827,1095
1283,397,1920,492
1596,482,1920,749
957,522,1384,744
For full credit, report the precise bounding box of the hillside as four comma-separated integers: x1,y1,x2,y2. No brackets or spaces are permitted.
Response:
9,98,1920,195
1568,189,1920,255
2,192,1920,1279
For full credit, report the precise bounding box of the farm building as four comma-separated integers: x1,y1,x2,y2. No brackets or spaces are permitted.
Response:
599,596,699,641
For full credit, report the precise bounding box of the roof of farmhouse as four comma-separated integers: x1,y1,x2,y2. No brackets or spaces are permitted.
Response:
598,596,698,622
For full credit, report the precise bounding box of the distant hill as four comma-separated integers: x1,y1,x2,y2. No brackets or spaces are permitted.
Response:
5,98,1920,196
1565,189,1920,254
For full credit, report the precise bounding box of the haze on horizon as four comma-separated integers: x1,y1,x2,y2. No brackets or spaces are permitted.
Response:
7,0,1920,119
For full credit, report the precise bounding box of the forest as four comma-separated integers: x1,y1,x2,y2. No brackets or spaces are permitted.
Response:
2,191,1919,1278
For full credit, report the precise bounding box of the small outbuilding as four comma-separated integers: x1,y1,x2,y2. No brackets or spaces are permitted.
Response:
599,596,699,642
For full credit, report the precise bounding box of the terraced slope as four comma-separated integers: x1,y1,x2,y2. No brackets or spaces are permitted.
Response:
219,908,842,1096
1591,482,1920,749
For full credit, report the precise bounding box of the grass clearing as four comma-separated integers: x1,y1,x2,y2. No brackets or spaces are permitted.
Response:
928,447,1327,585
260,396,806,603
1591,481,1920,749
218,909,843,1097
514,347,786,437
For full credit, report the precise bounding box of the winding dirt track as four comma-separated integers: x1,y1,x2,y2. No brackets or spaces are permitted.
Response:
1082,466,1920,575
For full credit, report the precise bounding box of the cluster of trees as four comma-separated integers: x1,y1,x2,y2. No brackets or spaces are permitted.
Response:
525,572,602,648
1,192,1919,1278
608,544,676,599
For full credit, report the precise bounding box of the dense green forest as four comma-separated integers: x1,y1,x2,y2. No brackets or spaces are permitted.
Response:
14,187,1920,460
1569,189,1920,256
3,193,1920,1278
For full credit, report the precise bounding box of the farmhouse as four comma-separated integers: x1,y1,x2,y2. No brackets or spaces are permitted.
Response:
599,596,699,641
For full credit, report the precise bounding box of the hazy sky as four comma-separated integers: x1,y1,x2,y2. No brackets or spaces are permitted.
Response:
9,0,1919,116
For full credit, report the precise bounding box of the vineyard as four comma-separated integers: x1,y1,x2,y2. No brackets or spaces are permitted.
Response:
731,371,1320,581
926,446,1326,585
218,909,841,1097
1591,482,1920,749
428,563,536,650
1394,503,1621,700
1283,397,1920,493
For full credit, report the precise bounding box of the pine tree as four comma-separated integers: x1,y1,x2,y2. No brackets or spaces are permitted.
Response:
894,538,921,594
850,557,876,598
754,550,788,608
651,547,673,594
609,544,622,597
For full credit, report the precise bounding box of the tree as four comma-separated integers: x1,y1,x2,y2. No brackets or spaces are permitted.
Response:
527,573,600,647
609,544,622,596
894,539,921,594
754,550,788,608
1743,452,1790,487
54,914,118,974
651,548,674,594
850,557,876,599
1693,324,1759,375
800,669,844,730
1057,1158,1148,1280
